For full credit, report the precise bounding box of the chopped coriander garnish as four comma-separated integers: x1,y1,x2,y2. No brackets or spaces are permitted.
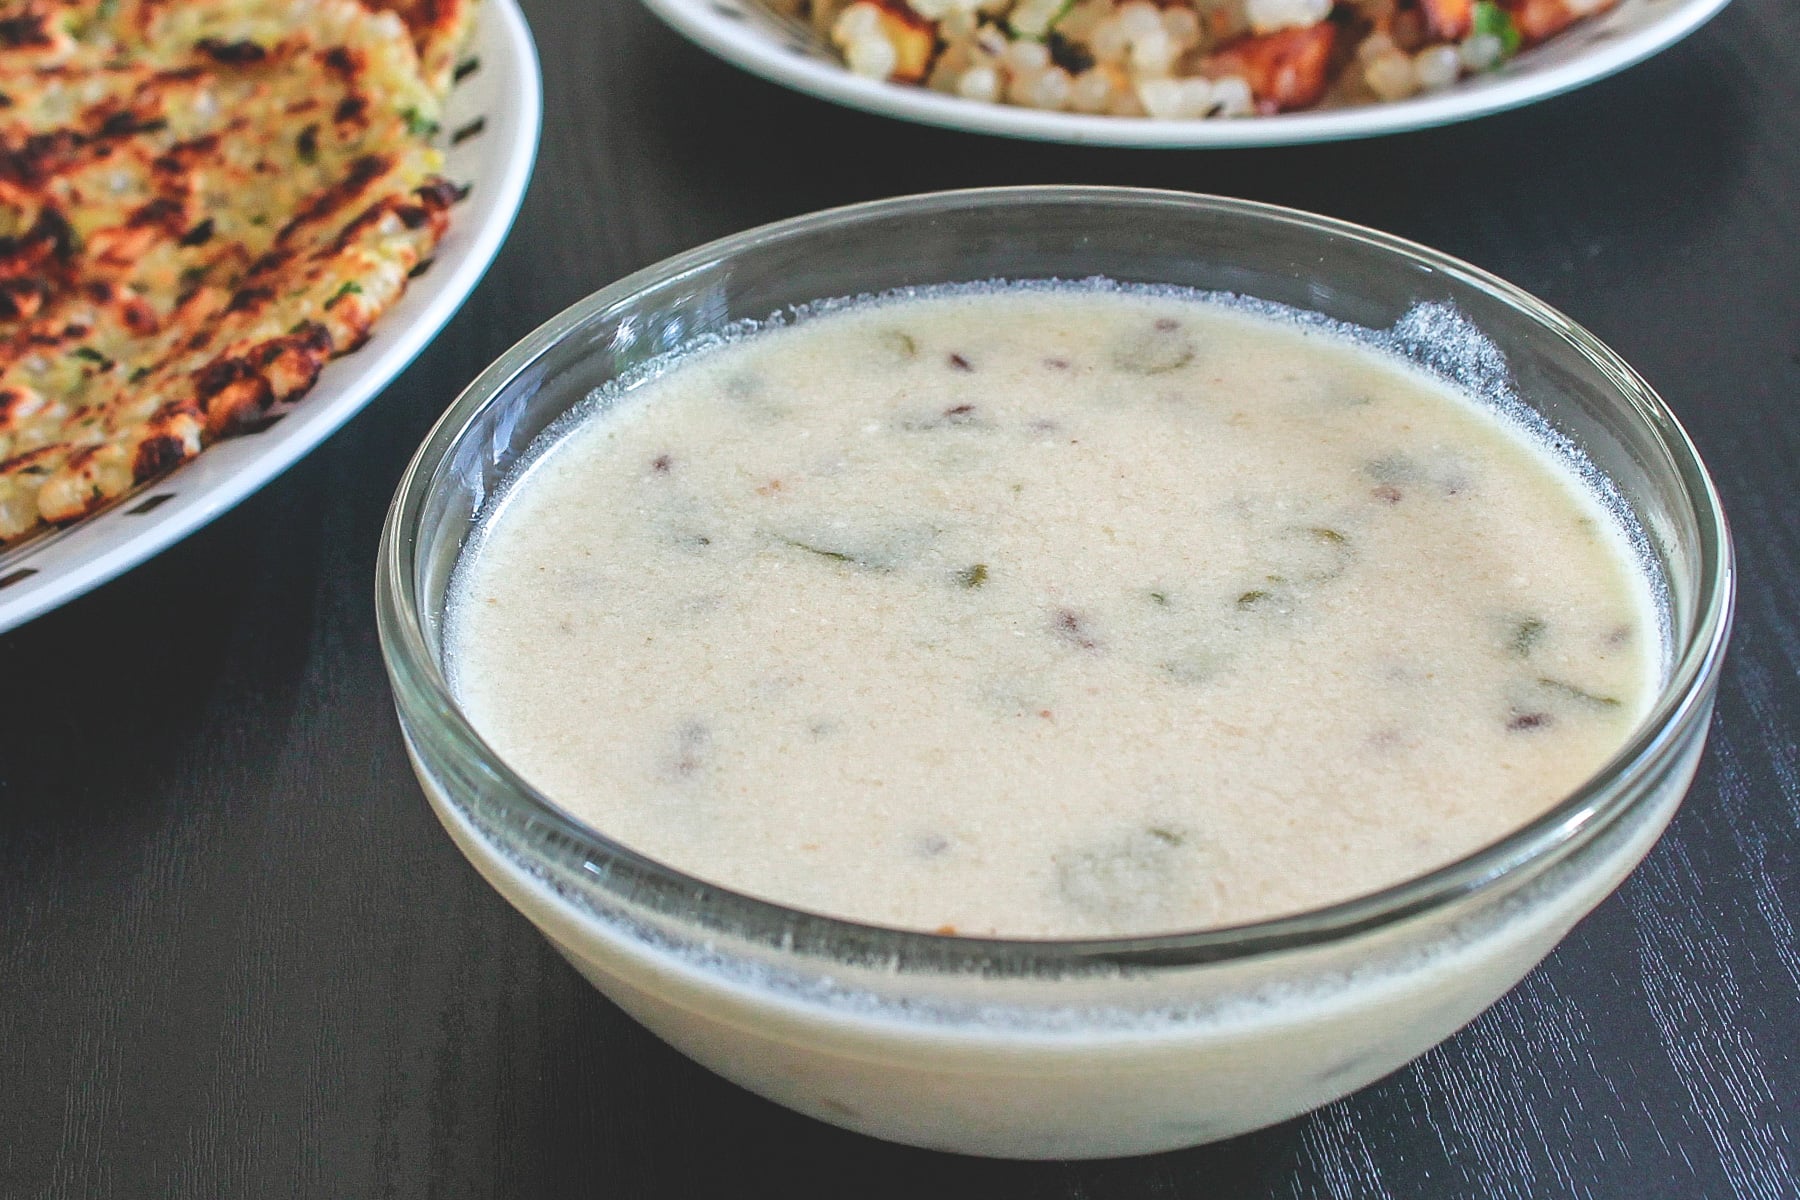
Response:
73,346,111,366
401,106,440,137
778,536,882,570
956,563,989,589
1472,1,1522,59
1008,0,1077,39
1509,617,1546,658
325,280,363,309
790,543,854,564
880,330,917,360
1537,677,1622,708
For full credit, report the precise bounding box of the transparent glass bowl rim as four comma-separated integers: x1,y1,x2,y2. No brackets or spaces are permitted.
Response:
378,185,1734,968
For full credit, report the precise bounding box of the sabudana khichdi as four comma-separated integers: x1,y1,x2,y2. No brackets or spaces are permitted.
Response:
774,0,1615,118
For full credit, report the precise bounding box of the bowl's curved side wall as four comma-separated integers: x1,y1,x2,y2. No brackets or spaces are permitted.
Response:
404,695,1713,1158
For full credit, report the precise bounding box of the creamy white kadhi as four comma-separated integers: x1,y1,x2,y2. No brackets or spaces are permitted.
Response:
444,285,1662,939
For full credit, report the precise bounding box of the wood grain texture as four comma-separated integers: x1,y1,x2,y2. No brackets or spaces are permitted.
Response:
2,0,1796,1195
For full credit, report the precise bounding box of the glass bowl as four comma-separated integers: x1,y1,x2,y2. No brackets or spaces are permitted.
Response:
376,187,1733,1160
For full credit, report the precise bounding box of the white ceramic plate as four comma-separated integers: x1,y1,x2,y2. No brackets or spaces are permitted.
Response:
0,0,542,636
640,0,1729,146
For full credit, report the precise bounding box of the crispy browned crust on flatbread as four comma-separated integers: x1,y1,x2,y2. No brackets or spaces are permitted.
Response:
0,0,464,540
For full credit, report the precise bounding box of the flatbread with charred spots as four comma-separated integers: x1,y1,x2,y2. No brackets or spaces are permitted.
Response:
0,0,473,541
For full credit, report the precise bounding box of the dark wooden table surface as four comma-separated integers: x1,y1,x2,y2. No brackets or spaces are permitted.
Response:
4,0,1796,1195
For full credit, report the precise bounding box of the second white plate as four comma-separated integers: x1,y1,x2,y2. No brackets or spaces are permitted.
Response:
640,0,1730,147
